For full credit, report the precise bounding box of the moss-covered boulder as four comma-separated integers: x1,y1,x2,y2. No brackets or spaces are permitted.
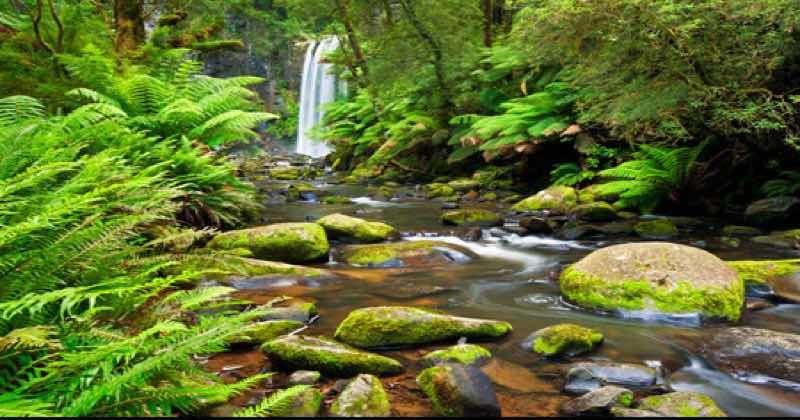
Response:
422,344,492,367
170,255,327,280
722,225,763,237
322,195,352,205
745,196,800,228
512,186,578,214
448,178,481,193
574,202,618,222
339,241,477,268
634,219,678,239
637,392,726,417
261,335,403,377
207,223,329,264
752,229,800,249
560,243,745,321
269,167,303,180
727,259,800,301
441,209,502,227
334,306,512,349
564,362,660,395
580,184,621,205
261,301,319,323
417,363,500,417
229,320,304,345
426,183,458,199
316,213,396,243
330,374,391,417
526,324,603,357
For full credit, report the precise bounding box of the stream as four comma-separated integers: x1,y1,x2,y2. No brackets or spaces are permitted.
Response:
209,172,800,417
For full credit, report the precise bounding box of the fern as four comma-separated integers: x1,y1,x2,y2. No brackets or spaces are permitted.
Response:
0,96,45,126
233,385,312,417
551,163,596,186
761,171,800,197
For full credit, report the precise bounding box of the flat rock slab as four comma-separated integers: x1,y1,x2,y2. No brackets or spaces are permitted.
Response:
334,306,512,349
697,327,800,388
261,335,403,377
564,362,662,395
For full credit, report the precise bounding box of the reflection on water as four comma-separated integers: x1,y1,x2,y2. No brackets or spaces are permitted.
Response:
254,179,800,416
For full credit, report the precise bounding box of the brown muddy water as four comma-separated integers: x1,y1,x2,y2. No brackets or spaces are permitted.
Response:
204,177,800,417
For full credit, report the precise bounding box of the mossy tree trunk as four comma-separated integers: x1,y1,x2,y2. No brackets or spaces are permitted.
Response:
481,0,492,48
114,0,145,53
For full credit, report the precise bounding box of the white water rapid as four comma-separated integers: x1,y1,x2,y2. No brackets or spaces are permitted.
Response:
296,37,345,157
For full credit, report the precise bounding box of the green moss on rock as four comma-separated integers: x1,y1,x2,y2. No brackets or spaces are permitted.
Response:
316,213,396,243
530,324,603,357
634,219,678,239
422,344,492,367
169,255,326,280
207,223,329,264
512,186,578,214
340,240,476,267
229,320,304,345
637,392,726,417
334,306,512,349
441,209,502,227
261,335,403,377
269,167,303,180
322,195,352,205
727,259,800,286
427,183,458,199
722,225,763,237
330,374,391,417
574,202,618,222
559,243,744,321
448,178,481,192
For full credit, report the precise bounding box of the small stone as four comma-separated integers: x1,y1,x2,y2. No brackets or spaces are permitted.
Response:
519,216,554,234
560,386,634,415
288,370,321,385
525,324,603,357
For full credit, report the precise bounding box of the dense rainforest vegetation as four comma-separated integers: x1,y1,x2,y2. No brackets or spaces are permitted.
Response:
0,0,800,417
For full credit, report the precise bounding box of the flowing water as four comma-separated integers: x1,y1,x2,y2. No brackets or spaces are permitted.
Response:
296,38,345,158
220,176,800,417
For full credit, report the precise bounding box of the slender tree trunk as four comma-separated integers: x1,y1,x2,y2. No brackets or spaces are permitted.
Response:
47,0,63,52
114,0,145,53
333,0,368,81
398,0,450,106
31,0,55,53
481,0,492,48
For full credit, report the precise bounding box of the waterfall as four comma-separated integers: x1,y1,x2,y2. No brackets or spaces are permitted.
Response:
296,37,344,158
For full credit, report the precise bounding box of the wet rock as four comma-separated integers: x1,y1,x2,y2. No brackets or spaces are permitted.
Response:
637,391,726,417
480,192,497,201
441,202,460,210
417,363,501,417
722,225,763,237
316,213,396,243
171,256,327,280
261,335,403,377
574,202,618,222
610,407,662,417
617,211,639,220
206,403,240,417
589,221,637,236
269,167,303,180
339,240,477,268
288,370,321,385
519,216,554,234
512,186,578,215
207,223,329,264
564,362,661,395
330,374,391,417
745,297,775,311
462,190,480,201
524,324,603,357
261,301,319,323
258,385,322,417
752,229,800,249
462,227,483,242
560,242,745,321
698,327,800,387
334,306,512,349
426,183,458,200
448,178,481,193
745,196,800,228
228,320,304,345
371,284,459,300
422,344,492,367
286,183,317,202
441,209,502,227
727,260,800,301
560,386,634,415
634,220,678,239
322,195,352,205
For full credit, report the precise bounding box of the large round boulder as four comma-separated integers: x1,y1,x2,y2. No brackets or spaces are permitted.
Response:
560,243,744,321
207,223,329,264
512,186,578,214
316,213,396,243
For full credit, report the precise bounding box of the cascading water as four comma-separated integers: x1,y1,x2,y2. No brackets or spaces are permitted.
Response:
296,37,345,157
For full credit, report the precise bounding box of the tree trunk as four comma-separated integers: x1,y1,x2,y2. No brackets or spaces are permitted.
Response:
114,0,145,53
481,0,492,48
398,0,450,106
333,0,368,81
